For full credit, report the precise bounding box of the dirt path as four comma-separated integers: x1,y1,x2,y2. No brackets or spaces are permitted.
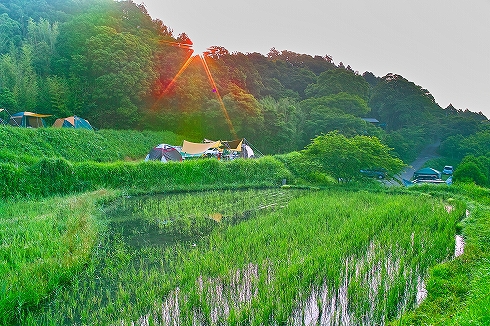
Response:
391,140,441,184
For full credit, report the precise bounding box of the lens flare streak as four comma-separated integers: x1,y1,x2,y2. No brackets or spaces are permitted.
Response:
155,39,238,138
160,53,195,96
199,55,237,139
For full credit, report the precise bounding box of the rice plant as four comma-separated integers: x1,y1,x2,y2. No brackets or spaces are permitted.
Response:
17,189,465,325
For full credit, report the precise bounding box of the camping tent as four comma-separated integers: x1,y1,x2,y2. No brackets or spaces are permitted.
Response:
181,140,221,155
220,139,256,159
52,116,93,130
413,167,441,180
9,111,52,128
145,144,182,162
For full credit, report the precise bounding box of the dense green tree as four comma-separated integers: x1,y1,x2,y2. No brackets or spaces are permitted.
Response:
222,85,264,139
302,132,405,182
305,68,370,101
0,88,17,113
440,130,490,161
381,127,429,163
41,75,71,118
26,17,58,76
0,13,21,54
301,92,370,117
454,155,489,186
299,92,372,144
369,73,441,131
0,45,39,112
303,112,372,143
362,71,380,87
83,26,155,128
255,97,301,154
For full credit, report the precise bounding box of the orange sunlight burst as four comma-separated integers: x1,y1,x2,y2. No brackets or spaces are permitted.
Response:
155,38,237,139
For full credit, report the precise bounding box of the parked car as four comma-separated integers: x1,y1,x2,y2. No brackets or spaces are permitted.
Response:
360,168,386,179
442,165,454,175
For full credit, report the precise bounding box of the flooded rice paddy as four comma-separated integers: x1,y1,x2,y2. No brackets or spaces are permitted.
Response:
24,189,465,325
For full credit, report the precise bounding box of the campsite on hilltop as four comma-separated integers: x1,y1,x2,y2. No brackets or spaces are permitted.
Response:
0,0,490,325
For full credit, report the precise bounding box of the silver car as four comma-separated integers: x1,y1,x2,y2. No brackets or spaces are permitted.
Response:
442,165,453,175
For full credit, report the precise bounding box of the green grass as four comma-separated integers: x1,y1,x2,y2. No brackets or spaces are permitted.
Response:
0,189,118,325
0,126,186,164
1,127,489,324
0,155,294,199
390,184,490,326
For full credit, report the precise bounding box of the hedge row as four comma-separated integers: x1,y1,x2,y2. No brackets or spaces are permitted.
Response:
0,156,294,199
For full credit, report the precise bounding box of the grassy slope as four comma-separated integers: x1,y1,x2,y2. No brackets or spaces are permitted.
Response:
0,126,187,164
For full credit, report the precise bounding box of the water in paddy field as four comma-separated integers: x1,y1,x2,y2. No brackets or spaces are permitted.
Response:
104,189,303,249
29,189,461,325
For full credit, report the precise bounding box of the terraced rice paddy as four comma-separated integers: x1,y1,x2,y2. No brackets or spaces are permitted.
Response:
21,188,465,325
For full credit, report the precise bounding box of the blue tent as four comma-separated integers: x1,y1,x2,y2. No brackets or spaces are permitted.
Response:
9,111,52,128
52,116,93,130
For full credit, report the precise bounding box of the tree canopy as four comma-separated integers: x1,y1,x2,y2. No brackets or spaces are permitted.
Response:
0,0,487,161
302,132,405,182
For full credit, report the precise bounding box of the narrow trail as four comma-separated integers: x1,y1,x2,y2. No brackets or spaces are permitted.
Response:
392,140,441,184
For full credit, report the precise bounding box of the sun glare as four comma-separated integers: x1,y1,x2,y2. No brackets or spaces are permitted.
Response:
191,41,210,57
156,37,238,138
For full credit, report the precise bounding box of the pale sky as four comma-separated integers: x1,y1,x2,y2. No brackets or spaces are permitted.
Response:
136,0,490,118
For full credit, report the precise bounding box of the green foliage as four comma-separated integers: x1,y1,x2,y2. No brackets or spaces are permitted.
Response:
299,92,374,144
305,68,370,101
454,155,489,186
302,132,405,182
381,126,430,163
369,73,441,131
275,151,336,185
440,130,490,161
254,97,302,154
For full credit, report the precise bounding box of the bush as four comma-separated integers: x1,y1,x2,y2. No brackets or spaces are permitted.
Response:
453,155,489,186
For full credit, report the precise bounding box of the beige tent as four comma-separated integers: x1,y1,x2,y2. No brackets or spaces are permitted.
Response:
9,111,52,128
181,140,221,155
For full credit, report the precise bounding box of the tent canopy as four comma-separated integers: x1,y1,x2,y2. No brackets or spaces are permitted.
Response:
182,140,221,155
52,116,93,130
182,138,256,159
9,111,52,128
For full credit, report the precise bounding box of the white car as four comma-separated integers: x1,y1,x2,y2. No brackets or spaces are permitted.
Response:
442,165,453,175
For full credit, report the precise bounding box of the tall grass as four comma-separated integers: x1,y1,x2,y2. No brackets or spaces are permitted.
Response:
0,189,118,325
19,189,464,325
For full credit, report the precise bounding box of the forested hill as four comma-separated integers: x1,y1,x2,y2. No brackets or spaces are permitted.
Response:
0,0,488,158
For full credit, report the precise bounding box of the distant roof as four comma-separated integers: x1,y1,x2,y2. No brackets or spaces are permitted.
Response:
414,167,441,176
362,118,379,123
